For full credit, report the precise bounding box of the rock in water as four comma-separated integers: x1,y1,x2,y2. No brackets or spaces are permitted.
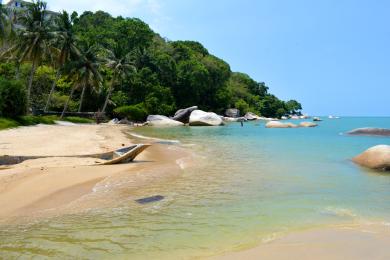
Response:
347,128,390,137
299,121,318,127
172,106,198,123
189,110,224,126
244,112,260,121
146,115,184,126
225,108,240,118
353,145,390,171
266,121,298,128
135,195,164,204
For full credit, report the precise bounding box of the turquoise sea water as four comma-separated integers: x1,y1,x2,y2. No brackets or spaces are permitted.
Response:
1,117,390,259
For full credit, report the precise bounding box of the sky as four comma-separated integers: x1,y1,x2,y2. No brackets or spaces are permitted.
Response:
6,0,390,116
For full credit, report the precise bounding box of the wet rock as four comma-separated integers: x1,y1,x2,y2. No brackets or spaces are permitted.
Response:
299,121,318,127
265,121,298,128
244,112,261,121
347,128,390,137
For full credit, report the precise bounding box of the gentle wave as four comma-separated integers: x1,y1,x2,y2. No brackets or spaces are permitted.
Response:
129,133,181,144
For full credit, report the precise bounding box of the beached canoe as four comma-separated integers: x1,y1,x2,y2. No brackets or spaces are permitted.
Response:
0,144,151,166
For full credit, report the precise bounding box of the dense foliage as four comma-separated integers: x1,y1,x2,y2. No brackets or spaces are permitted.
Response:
0,1,302,120
0,77,26,117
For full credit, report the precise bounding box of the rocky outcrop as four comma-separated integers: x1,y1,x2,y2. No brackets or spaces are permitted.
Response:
222,116,247,122
347,128,390,137
172,106,198,123
189,110,224,126
225,108,240,118
244,112,261,121
146,115,184,126
299,121,318,127
353,145,390,171
313,117,322,122
265,121,298,128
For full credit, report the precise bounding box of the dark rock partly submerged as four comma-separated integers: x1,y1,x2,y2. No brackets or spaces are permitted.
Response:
347,128,390,137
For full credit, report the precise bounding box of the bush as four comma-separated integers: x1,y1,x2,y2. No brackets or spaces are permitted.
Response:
63,116,94,124
0,118,20,130
17,115,57,125
0,78,27,117
113,103,148,122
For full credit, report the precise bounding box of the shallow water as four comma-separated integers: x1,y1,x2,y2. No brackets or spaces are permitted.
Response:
1,117,390,259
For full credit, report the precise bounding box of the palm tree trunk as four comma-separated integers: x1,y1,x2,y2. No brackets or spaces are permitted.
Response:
78,82,86,112
61,85,76,119
26,60,37,114
102,78,115,113
44,69,61,112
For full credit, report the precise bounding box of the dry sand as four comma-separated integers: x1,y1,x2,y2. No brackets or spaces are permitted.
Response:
215,223,390,260
0,123,189,222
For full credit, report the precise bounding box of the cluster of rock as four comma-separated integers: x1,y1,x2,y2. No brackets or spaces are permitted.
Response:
265,121,318,128
146,106,224,127
290,114,311,120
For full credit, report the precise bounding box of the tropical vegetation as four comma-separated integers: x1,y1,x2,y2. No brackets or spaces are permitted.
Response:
0,0,302,123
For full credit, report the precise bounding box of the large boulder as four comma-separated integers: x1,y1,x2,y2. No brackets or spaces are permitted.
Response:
146,115,184,127
222,116,247,122
353,145,390,171
172,106,198,123
244,112,260,121
225,108,240,118
299,121,318,127
266,121,298,128
189,110,224,126
347,128,390,137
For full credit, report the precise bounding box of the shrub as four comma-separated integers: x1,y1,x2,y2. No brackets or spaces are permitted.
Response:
0,77,27,117
63,116,94,124
0,118,20,130
113,103,148,122
17,115,57,125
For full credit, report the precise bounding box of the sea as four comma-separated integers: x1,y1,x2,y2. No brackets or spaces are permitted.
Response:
1,117,390,259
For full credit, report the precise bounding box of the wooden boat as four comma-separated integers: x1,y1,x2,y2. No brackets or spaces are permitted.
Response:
0,144,151,166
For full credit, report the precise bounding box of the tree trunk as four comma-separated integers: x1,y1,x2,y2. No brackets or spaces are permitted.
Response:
78,82,86,112
44,69,61,112
61,85,76,119
102,78,115,113
26,61,37,114
15,62,20,80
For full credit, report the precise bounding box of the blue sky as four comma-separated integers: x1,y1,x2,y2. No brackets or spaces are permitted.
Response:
8,0,390,116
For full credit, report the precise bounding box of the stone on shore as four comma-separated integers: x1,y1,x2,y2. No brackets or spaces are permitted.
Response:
266,121,298,128
225,108,240,118
353,145,390,171
299,121,318,127
172,106,198,123
347,128,390,137
222,116,247,122
189,110,224,126
244,112,261,121
146,115,184,126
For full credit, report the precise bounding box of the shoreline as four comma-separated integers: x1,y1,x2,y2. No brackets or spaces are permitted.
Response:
0,123,191,223
213,221,390,260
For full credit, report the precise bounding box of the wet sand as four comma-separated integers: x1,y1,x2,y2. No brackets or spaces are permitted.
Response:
0,123,189,222
216,223,390,260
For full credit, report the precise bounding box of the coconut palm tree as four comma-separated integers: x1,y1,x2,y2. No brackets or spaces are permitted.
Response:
11,0,54,113
44,11,79,112
101,48,136,113
60,45,102,118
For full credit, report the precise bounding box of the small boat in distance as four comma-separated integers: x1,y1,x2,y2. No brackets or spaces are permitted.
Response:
0,144,151,166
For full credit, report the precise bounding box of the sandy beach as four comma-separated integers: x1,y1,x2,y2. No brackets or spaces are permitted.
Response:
0,123,189,222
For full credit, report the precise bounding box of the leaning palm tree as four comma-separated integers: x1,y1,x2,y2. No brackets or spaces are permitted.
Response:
61,45,102,118
11,0,54,113
44,11,79,112
100,47,136,113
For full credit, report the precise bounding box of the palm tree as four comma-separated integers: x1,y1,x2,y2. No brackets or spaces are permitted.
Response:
101,48,136,113
61,45,102,118
44,11,79,112
11,0,54,113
